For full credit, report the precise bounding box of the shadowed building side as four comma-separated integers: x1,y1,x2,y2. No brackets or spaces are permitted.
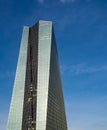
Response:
46,29,67,130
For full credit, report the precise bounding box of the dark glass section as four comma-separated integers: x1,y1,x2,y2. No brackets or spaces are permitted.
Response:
22,23,39,130
46,27,67,130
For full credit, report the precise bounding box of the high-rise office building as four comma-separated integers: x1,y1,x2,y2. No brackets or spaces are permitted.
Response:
7,21,67,130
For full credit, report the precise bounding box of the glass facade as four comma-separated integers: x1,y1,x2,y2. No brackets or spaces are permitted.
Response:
36,21,52,130
7,27,29,130
6,21,67,130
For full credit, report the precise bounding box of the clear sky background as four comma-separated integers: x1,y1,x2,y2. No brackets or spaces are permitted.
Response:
0,0,107,130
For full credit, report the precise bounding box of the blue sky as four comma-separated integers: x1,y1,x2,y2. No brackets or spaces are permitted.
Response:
0,0,107,130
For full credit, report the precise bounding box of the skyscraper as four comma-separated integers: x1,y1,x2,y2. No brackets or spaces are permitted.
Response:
7,20,67,130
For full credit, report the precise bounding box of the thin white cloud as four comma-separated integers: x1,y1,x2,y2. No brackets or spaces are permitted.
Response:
86,0,91,2
61,64,107,75
37,0,44,3
60,0,91,3
0,71,14,79
60,0,75,3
